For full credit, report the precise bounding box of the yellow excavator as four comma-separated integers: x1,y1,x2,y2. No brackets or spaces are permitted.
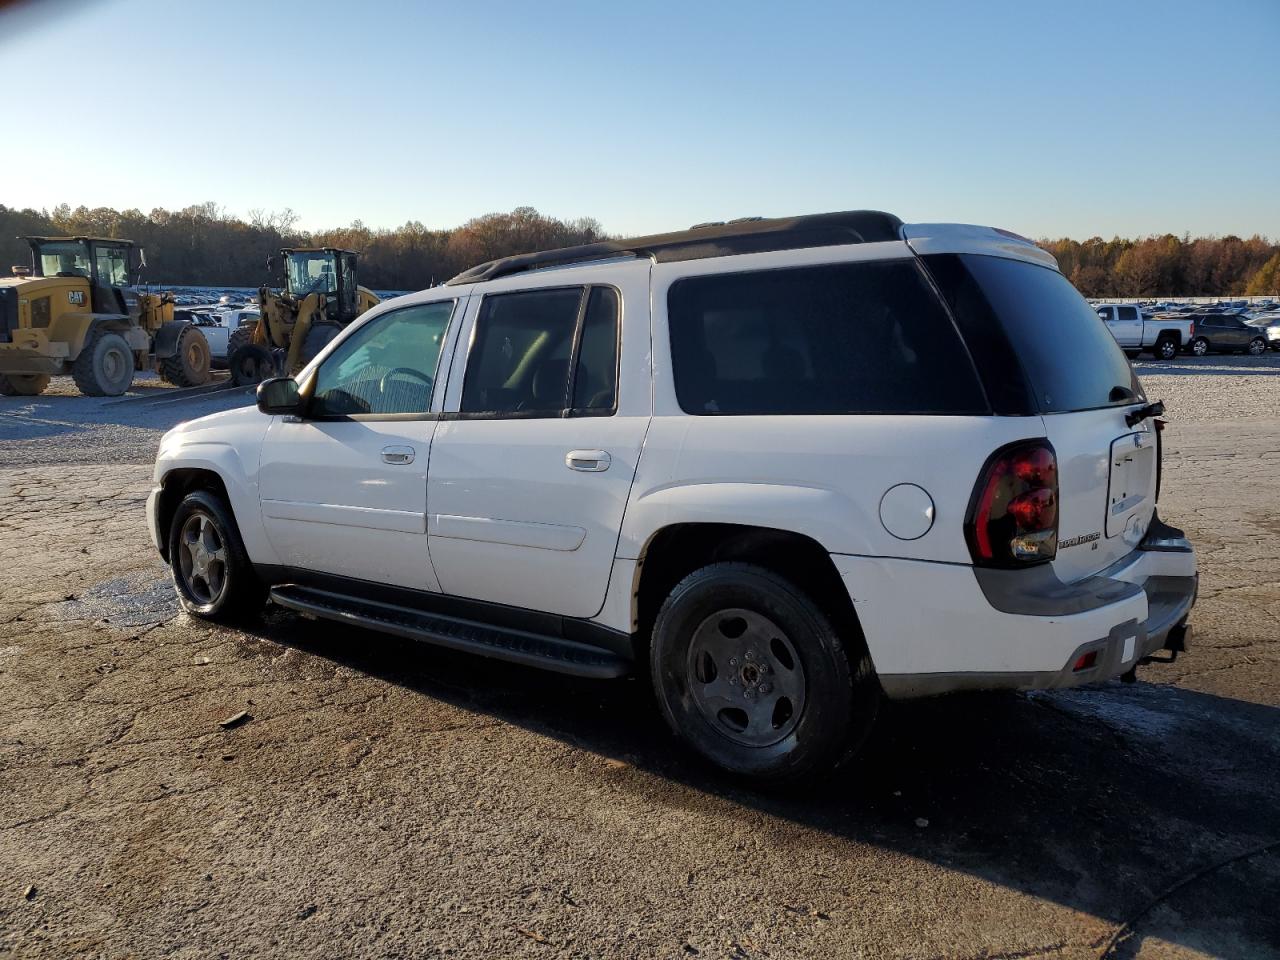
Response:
228,247,379,385
0,237,211,396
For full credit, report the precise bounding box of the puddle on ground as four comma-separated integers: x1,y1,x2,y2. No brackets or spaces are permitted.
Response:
52,570,178,628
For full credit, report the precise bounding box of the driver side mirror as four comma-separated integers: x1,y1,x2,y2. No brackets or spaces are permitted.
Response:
257,377,304,416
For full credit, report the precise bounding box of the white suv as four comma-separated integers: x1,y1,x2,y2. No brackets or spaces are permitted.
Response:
148,212,1198,783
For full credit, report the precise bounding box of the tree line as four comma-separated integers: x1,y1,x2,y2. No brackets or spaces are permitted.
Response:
2,202,1277,296
0,203,606,292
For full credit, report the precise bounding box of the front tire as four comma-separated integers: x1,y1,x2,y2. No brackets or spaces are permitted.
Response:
0,373,50,396
1247,337,1266,356
650,562,878,784
1190,337,1209,357
168,490,265,620
72,329,134,396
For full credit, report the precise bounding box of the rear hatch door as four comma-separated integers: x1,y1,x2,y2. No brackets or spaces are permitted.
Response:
917,248,1155,582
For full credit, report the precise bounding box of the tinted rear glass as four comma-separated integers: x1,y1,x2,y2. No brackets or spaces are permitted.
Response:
924,254,1143,414
667,260,987,416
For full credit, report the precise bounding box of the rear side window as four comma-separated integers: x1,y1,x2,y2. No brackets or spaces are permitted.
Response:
924,254,1143,414
667,260,987,415
461,286,620,417
1118,306,1140,321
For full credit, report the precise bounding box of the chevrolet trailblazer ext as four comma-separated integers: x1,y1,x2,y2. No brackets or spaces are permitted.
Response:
148,212,1197,784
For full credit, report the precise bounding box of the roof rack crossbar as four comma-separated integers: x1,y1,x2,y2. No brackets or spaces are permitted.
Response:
445,210,903,286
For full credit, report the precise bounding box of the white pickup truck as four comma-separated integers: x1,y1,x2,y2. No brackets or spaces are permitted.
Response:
1095,303,1195,360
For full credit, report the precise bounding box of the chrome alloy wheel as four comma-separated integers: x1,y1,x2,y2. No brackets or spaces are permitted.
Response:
686,607,807,747
177,512,228,606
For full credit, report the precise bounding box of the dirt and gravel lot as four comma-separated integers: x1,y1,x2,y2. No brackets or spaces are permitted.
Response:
1,355,1278,960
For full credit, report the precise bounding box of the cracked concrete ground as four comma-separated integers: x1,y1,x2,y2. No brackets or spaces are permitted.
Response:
1,358,1278,960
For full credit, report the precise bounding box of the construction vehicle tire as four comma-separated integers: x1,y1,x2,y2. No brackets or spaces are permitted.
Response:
291,322,342,375
229,343,276,386
0,373,51,396
72,329,135,396
160,325,212,387
227,323,257,358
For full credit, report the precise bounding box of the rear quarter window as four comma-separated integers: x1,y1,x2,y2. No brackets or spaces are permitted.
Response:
923,254,1144,414
667,260,988,416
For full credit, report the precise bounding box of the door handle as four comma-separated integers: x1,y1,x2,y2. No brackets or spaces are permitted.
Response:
566,450,611,472
382,445,415,465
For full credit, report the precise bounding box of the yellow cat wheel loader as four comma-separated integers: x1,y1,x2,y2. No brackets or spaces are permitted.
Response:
228,247,379,385
0,237,211,397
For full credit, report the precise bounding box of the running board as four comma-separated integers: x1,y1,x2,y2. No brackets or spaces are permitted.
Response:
268,584,630,679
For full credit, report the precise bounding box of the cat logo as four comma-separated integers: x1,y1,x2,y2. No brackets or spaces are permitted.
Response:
67,291,85,306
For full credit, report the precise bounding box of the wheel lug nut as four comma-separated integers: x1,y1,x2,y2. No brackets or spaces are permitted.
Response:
729,657,739,666
744,689,754,699
745,650,755,660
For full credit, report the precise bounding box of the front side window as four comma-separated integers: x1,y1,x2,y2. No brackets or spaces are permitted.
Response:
460,286,620,417
36,241,91,279
311,300,454,416
668,260,987,415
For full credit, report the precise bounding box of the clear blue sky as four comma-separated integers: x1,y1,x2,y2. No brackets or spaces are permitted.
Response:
2,0,1277,239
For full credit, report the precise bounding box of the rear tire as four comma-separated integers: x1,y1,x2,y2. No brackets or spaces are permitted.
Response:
650,562,878,785
290,321,341,375
0,373,50,396
168,489,266,621
1154,337,1179,361
1190,337,1209,357
159,325,212,387
72,329,134,396
1247,337,1266,356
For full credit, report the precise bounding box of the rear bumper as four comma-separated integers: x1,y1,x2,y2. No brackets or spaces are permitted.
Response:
834,515,1198,699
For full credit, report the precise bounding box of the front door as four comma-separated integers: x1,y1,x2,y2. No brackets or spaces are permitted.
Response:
426,262,651,619
1112,305,1143,346
258,298,459,591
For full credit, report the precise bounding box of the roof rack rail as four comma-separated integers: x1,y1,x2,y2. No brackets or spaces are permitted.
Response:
445,210,903,286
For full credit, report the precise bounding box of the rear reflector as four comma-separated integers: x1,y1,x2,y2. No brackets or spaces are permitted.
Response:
1073,651,1098,672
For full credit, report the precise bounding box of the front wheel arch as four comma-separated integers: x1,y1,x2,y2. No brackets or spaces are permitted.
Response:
155,468,232,562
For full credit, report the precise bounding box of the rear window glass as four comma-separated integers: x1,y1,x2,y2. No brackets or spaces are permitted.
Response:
924,254,1143,414
667,260,987,415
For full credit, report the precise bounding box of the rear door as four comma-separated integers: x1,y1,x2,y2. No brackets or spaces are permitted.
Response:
426,260,651,619
927,253,1156,582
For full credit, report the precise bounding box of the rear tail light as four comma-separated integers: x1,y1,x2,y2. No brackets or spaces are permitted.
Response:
966,440,1059,566
1188,321,1195,337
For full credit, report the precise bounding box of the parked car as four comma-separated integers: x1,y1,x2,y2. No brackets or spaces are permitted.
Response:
1186,313,1270,355
1245,314,1280,350
1094,303,1193,359
147,212,1197,783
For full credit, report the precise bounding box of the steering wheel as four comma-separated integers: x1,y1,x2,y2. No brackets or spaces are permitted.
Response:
379,366,434,397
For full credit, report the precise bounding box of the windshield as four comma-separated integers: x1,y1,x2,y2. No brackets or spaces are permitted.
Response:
286,251,338,297
35,241,91,279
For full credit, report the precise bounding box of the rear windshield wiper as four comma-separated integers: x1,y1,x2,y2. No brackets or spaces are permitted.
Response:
1125,400,1165,427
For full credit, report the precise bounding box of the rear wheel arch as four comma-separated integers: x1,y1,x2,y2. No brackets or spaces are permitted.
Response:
633,523,868,664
